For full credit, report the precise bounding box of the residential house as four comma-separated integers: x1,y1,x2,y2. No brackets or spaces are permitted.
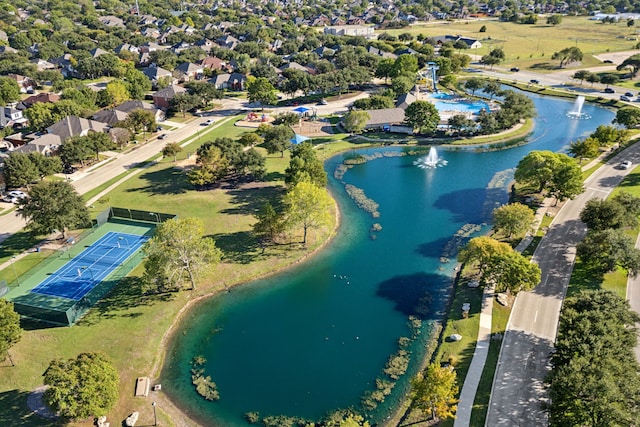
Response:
7,74,35,94
99,15,125,28
430,35,482,49
46,116,109,141
368,46,398,60
114,43,140,56
0,46,17,54
209,73,246,91
138,41,164,53
175,62,203,82
115,100,164,122
49,54,76,78
20,93,61,109
280,62,314,74
216,35,239,50
152,85,188,109
194,39,215,53
200,56,232,73
89,48,110,58
13,134,62,156
141,64,174,89
30,58,57,71
396,91,418,110
92,109,130,126
0,106,27,129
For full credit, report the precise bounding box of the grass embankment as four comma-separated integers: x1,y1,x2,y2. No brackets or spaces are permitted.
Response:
568,164,640,298
0,118,350,427
382,16,636,68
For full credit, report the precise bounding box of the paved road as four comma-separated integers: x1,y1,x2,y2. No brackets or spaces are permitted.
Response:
486,143,640,426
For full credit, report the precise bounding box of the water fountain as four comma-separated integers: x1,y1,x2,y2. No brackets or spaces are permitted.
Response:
414,146,448,169
566,95,591,119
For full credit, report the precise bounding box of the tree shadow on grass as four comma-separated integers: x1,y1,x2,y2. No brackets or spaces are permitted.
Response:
126,166,190,196
220,185,286,216
76,276,176,327
618,171,640,188
0,390,56,427
0,231,40,259
211,231,268,264
529,62,558,70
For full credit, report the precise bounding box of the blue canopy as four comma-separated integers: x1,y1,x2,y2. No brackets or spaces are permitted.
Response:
292,106,311,114
290,134,310,145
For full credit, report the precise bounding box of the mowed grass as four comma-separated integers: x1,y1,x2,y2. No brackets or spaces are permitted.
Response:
0,118,348,427
382,17,637,67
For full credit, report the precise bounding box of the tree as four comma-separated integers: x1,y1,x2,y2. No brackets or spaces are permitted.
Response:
405,101,440,134
480,48,505,69
170,93,198,118
2,152,40,188
238,148,266,178
484,250,541,294
493,202,535,238
142,217,222,291
253,201,285,244
185,81,223,108
580,193,640,231
546,157,584,205
577,229,640,275
24,102,55,132
411,363,458,422
548,290,640,427
162,142,182,162
17,181,89,239
85,132,114,161
514,150,561,192
551,47,583,68
284,181,332,244
285,142,327,188
458,236,512,277
600,73,619,87
546,14,563,25
43,352,119,420
342,110,370,134
482,81,504,100
105,81,130,106
391,75,414,96
0,299,21,366
447,115,476,135
247,77,277,108
125,69,152,100
617,53,640,77
124,108,157,135
572,70,591,85
585,72,600,86
0,76,20,105
238,132,263,147
464,77,483,95
393,54,419,77
614,106,640,128
568,137,600,162
262,125,293,157
375,58,396,82
59,137,93,168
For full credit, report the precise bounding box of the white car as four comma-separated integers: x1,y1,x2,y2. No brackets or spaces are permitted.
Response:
620,160,633,170
8,190,26,199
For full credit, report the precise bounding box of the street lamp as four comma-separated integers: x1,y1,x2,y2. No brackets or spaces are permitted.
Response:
10,256,20,287
152,401,157,426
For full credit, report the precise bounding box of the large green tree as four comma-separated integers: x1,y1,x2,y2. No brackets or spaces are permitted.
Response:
342,110,370,134
284,181,333,244
253,201,286,244
247,77,278,108
285,142,327,188
617,53,640,77
17,181,89,239
484,250,541,294
551,46,583,68
261,125,293,157
614,106,640,128
457,236,512,276
548,290,640,426
142,217,222,291
577,228,640,275
43,352,119,421
515,151,582,199
492,202,535,239
411,363,458,422
580,193,640,231
404,101,440,134
2,152,40,188
0,76,19,105
0,299,21,366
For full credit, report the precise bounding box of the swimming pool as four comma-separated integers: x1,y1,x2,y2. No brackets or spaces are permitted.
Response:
427,92,490,114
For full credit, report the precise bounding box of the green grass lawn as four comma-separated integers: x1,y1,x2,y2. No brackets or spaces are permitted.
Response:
382,17,637,68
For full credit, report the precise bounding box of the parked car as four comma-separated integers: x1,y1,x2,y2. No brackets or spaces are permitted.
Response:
158,134,168,140
619,160,633,170
8,190,26,199
510,67,520,72
530,79,540,84
621,95,631,102
603,59,613,64
625,92,634,97
318,99,328,105
604,87,615,93
201,119,214,126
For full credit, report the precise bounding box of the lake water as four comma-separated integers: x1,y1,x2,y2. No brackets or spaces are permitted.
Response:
162,93,614,426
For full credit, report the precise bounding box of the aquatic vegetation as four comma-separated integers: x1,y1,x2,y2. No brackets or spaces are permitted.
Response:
190,356,220,401
344,184,380,218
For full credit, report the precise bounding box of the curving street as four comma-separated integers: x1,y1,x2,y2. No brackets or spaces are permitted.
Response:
486,142,640,426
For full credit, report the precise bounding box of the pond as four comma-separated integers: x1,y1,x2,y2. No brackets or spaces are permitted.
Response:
162,93,614,426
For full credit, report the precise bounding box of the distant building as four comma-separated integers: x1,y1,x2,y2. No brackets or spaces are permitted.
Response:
362,108,411,133
152,85,188,109
324,25,375,38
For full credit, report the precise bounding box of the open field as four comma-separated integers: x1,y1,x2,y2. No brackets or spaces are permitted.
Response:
383,17,639,69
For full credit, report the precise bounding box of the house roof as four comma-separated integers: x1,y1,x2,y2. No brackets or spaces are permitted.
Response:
396,92,418,109
22,93,60,107
142,65,172,80
115,100,157,113
46,116,108,140
153,85,188,99
92,110,129,125
364,108,406,126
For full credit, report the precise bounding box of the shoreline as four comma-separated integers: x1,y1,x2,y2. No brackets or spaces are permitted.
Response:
148,191,343,426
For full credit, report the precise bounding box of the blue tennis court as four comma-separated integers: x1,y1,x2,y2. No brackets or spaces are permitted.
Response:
31,232,149,300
